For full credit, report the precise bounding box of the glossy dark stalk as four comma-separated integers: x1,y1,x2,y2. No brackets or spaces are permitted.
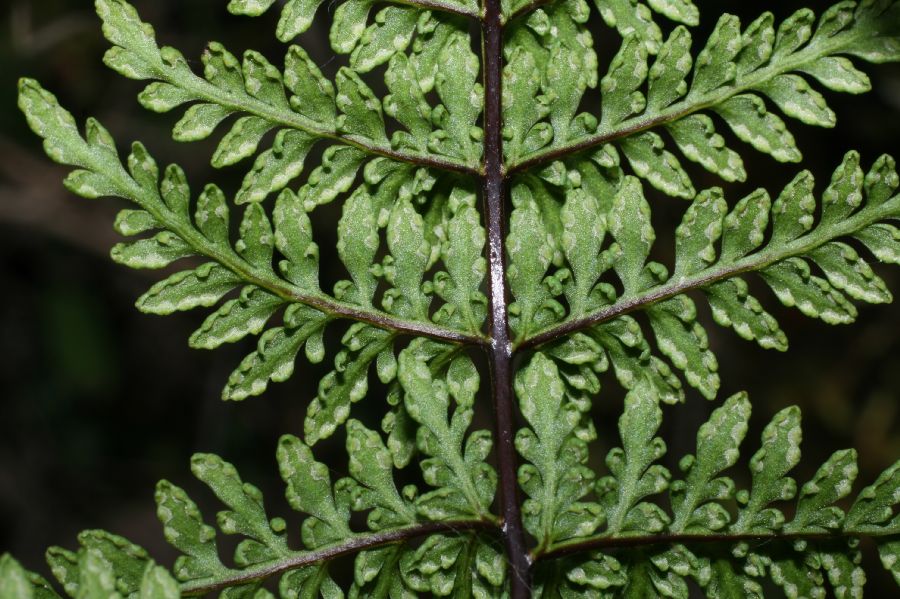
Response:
481,2,533,597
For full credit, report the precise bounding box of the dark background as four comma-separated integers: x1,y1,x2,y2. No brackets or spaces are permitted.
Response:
0,0,898,593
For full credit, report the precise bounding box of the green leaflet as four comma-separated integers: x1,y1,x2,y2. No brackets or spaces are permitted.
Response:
278,434,353,547
385,53,434,153
236,129,318,205
330,0,376,54
350,547,418,598
597,381,671,536
595,0,664,55
137,263,242,314
297,146,367,211
432,32,484,163
503,46,552,163
607,176,654,296
674,188,728,278
786,449,858,533
384,198,432,320
336,189,380,307
155,481,224,582
350,7,420,73
382,342,462,470
284,46,336,126
273,189,320,290
191,453,291,563
560,187,608,318
343,420,418,529
402,535,505,596
667,114,747,183
223,305,329,401
670,394,750,534
733,407,803,534
507,184,557,340
433,188,488,334
305,324,394,443
619,131,694,199
336,68,389,144
110,231,194,270
715,94,801,163
646,296,719,400
600,34,649,130
705,279,788,351
398,341,496,520
516,354,601,549
591,315,685,405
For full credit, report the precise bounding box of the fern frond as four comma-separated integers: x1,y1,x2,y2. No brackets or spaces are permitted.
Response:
98,0,480,189
521,152,899,402
8,427,495,598
9,0,900,596
528,380,900,598
17,78,487,424
509,1,900,198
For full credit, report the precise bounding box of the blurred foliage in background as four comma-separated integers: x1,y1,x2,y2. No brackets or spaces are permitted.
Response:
1,0,898,590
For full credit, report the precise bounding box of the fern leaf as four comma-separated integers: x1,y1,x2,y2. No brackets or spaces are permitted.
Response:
229,0,479,44
593,0,665,54
402,535,505,596
25,431,489,598
432,187,488,334
19,76,483,434
524,153,899,405
10,0,900,596
516,353,601,550
99,0,480,190
343,420,418,529
592,316,685,405
507,184,557,339
607,176,654,296
669,394,750,534
398,341,496,520
510,2,900,197
547,386,900,598
596,381,671,535
305,325,395,443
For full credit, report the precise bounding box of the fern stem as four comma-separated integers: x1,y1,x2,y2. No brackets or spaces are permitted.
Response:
519,192,900,349
177,520,496,596
507,26,875,173
536,529,881,562
482,1,533,596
